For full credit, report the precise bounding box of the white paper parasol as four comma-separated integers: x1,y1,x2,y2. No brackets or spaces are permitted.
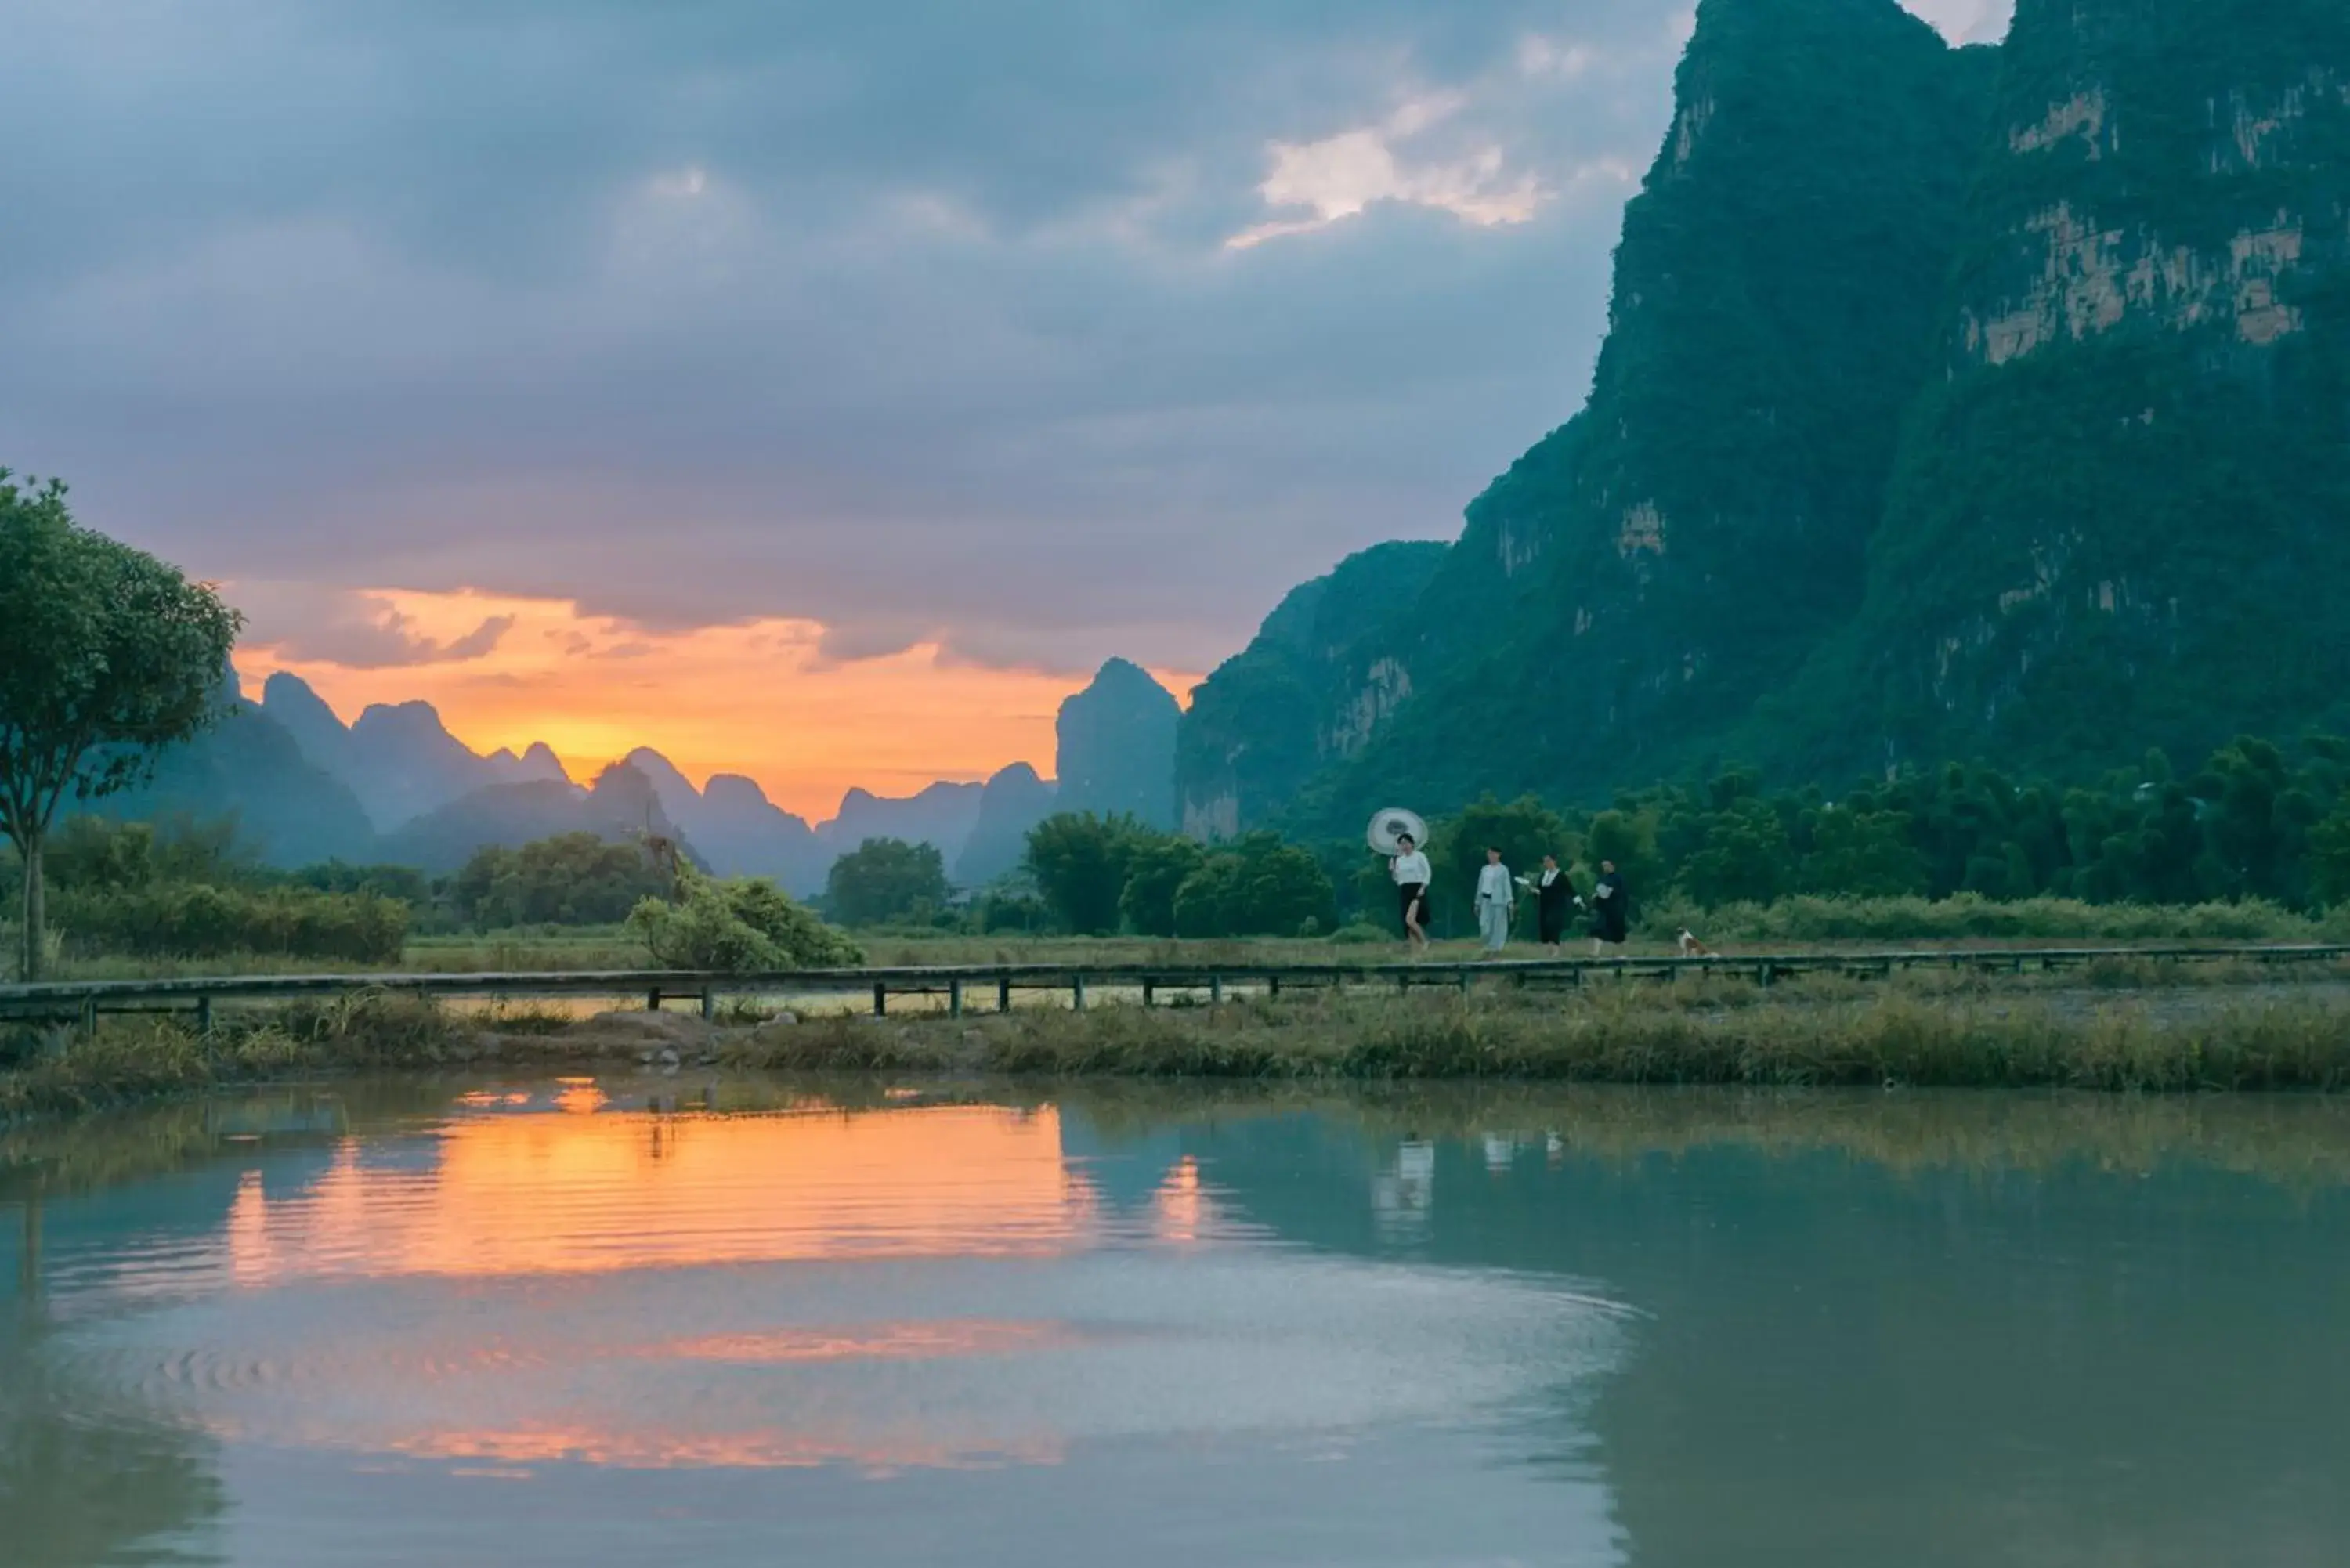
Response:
1367,807,1430,855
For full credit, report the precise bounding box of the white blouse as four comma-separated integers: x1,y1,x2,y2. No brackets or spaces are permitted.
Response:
1391,851,1431,886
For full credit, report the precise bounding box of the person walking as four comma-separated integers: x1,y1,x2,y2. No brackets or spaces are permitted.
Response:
1589,858,1630,956
1475,847,1515,959
1390,833,1431,953
1532,854,1578,954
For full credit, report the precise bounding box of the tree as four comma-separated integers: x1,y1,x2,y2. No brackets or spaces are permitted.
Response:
451,833,668,929
825,836,949,927
1171,834,1337,938
1799,807,1928,898
1024,813,1140,935
0,474,242,979
1426,795,1574,934
1678,800,1795,907
1119,835,1205,938
1584,807,1663,898
2312,799,2350,909
627,863,863,972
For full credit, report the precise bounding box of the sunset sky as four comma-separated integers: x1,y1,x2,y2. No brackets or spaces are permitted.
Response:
2,0,2007,818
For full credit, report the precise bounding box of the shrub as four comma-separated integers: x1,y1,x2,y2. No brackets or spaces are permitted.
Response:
976,892,1050,934
45,883,409,963
627,865,864,972
1641,892,2323,945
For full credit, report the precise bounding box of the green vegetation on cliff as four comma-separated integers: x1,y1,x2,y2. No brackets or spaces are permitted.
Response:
1775,0,2350,775
1180,541,1448,836
1246,0,1998,833
1187,0,2350,835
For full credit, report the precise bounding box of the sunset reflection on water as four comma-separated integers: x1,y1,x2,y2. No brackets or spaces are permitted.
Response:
222,1100,1093,1285
13,1084,1629,1566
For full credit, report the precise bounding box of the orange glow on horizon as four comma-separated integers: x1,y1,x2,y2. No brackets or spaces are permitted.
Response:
233,587,1202,821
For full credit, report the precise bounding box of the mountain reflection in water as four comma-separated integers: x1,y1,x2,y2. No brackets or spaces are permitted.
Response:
5,1081,2350,1567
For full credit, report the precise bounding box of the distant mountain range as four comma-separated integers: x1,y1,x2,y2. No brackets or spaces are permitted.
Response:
85,659,1180,891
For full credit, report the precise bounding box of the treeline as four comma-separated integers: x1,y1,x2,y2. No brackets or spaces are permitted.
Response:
4,818,411,964
1592,735,2350,913
812,822,1340,938
17,732,2350,960
0,821,680,966
980,732,2350,939
1324,735,2350,936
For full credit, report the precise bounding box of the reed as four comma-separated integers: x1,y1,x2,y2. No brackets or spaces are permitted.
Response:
9,969,2350,1123
724,980,2350,1093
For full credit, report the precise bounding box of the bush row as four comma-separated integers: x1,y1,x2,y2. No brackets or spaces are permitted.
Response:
48,883,410,963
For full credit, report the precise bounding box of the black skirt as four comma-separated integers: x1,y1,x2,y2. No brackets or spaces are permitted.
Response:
1397,883,1427,926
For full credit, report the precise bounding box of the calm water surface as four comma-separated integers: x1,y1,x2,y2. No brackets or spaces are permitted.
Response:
5,1079,2350,1566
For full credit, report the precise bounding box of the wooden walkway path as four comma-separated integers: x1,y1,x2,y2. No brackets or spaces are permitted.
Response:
5,944,2348,1031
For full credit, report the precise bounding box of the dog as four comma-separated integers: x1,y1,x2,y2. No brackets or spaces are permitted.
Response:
1676,928,1716,957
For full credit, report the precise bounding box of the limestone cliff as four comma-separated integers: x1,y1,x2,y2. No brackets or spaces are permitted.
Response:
1177,541,1446,837
1278,0,1998,829
1220,0,2350,822
1777,0,2350,773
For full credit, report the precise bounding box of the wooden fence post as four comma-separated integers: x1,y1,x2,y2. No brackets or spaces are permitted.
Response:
873,982,888,1019
949,979,964,1019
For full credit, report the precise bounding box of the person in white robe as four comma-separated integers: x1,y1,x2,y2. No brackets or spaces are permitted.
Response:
1474,847,1514,956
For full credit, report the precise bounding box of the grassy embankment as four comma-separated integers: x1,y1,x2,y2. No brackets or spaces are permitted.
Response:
10,956,2350,1122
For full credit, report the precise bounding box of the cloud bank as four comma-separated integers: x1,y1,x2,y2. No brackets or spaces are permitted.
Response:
2,0,2006,688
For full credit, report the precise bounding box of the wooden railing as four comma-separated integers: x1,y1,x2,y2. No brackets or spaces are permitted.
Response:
5,945,2347,1031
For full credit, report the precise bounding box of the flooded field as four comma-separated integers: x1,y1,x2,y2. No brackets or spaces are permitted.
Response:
6,1079,2349,1566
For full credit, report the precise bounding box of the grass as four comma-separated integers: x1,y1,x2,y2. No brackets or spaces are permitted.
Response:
728,979,2350,1093
16,965,2350,1125
1636,893,2350,946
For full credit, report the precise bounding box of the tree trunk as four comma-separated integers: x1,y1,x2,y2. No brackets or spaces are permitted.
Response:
20,833,43,983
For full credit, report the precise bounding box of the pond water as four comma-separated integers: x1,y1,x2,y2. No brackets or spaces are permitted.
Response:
6,1079,2350,1566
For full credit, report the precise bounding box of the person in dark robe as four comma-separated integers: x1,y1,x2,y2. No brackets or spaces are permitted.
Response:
1589,859,1630,955
1532,854,1578,953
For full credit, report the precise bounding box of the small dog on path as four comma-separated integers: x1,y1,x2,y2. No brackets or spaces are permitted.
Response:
1676,929,1716,956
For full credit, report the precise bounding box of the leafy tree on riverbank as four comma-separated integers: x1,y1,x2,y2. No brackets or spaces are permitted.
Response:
825,836,949,928
1119,836,1205,938
451,833,670,930
627,864,862,972
1025,813,1141,936
1,473,243,979
10,816,407,964
1170,833,1336,938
